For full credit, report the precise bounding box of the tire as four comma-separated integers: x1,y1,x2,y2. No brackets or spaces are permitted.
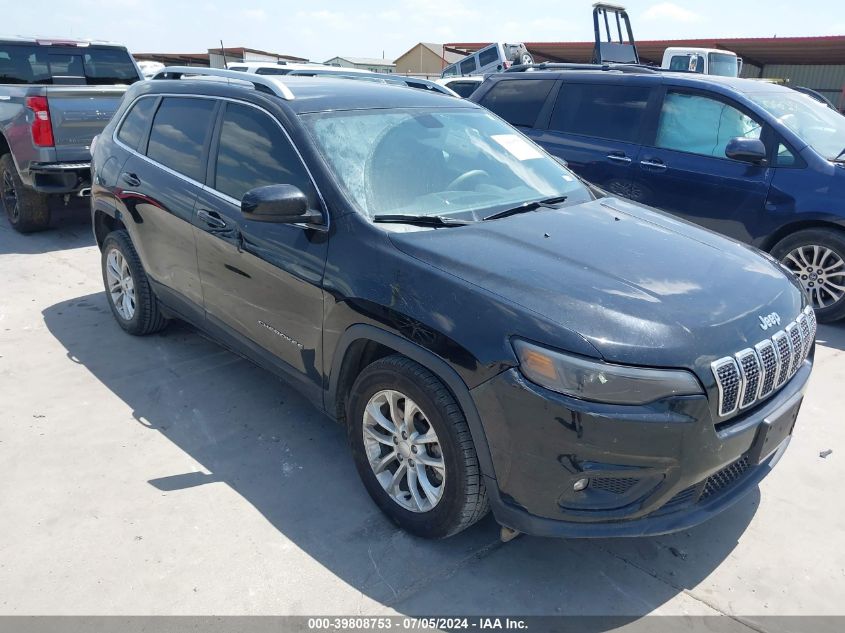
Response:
347,355,489,539
771,228,845,323
101,230,167,335
1,153,50,233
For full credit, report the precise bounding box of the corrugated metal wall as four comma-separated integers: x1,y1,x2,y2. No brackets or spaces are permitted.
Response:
741,63,845,108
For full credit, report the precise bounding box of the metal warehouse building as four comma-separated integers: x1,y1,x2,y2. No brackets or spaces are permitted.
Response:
447,36,845,109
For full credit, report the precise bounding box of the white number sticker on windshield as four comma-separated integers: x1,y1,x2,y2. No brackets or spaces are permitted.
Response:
491,134,544,161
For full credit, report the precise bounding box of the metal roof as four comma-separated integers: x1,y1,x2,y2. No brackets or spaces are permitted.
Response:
446,36,845,67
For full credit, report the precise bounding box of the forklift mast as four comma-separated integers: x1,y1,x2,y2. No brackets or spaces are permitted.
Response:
592,3,640,64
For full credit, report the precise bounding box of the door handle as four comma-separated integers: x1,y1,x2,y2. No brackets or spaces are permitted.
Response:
640,159,667,170
197,208,228,230
121,172,140,187
607,154,632,164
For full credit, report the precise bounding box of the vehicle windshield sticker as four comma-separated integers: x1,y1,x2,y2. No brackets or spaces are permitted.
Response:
491,134,544,161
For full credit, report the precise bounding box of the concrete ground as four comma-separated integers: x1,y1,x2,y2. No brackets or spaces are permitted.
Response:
1,206,844,625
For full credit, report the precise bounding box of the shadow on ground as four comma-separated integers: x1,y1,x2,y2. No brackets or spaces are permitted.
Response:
0,199,92,255
42,292,759,619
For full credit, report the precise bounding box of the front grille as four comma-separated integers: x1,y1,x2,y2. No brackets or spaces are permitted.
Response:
590,477,638,495
701,454,751,500
711,307,814,420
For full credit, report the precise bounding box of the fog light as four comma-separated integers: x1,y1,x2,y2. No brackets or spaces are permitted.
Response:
573,477,589,491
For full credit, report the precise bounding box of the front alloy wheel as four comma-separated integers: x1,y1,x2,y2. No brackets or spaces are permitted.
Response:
348,355,489,538
772,228,845,322
782,245,845,311
362,389,446,513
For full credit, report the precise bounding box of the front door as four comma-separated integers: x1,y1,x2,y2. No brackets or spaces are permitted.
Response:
631,89,774,242
193,100,328,390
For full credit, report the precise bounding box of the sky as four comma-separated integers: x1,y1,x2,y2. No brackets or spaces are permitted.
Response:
9,0,845,62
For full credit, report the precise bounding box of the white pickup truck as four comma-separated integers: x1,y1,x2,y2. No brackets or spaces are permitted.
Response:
0,37,142,232
662,47,743,77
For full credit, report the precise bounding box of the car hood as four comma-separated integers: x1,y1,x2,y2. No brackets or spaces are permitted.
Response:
388,197,805,374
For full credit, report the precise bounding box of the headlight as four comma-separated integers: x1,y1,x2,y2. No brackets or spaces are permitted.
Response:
513,339,703,405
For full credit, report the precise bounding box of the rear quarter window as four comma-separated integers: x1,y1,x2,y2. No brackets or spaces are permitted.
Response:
116,97,157,150
478,79,555,128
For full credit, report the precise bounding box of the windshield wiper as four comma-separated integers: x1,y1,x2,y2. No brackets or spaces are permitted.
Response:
833,147,845,163
482,196,569,221
372,214,472,227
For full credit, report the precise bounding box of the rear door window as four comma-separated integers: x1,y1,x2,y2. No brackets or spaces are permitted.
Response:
655,91,762,158
549,83,652,143
116,97,157,150
213,102,318,205
478,79,555,127
146,97,217,182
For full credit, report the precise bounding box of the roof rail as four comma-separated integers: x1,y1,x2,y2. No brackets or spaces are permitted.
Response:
151,66,295,100
504,62,658,74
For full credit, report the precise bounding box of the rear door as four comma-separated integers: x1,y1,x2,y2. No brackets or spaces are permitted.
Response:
630,88,774,242
116,95,217,317
193,100,327,391
530,81,656,197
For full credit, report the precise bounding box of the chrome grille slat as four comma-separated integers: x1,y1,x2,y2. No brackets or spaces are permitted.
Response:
713,358,740,417
797,314,811,360
772,331,791,388
711,310,815,421
786,323,803,378
754,339,778,399
736,348,761,409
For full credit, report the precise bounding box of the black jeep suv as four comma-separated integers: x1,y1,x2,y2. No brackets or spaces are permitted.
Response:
91,68,815,539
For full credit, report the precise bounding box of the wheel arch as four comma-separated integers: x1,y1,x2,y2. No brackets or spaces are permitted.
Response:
327,324,497,481
93,205,126,249
761,219,845,253
0,132,10,158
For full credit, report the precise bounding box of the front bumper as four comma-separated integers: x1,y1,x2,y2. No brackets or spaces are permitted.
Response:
471,360,812,538
27,162,92,194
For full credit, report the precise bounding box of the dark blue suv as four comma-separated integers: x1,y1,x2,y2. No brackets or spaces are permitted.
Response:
471,69,845,321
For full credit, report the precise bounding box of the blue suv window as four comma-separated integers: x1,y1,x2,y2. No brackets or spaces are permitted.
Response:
549,83,651,143
656,91,762,158
479,79,555,127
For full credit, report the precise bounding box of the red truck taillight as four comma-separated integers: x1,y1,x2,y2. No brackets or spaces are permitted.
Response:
25,96,55,147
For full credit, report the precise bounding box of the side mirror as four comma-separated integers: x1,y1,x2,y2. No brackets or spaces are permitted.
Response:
725,137,767,164
241,184,323,224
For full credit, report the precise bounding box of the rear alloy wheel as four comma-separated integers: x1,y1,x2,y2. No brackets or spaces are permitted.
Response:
773,228,845,322
100,230,168,335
